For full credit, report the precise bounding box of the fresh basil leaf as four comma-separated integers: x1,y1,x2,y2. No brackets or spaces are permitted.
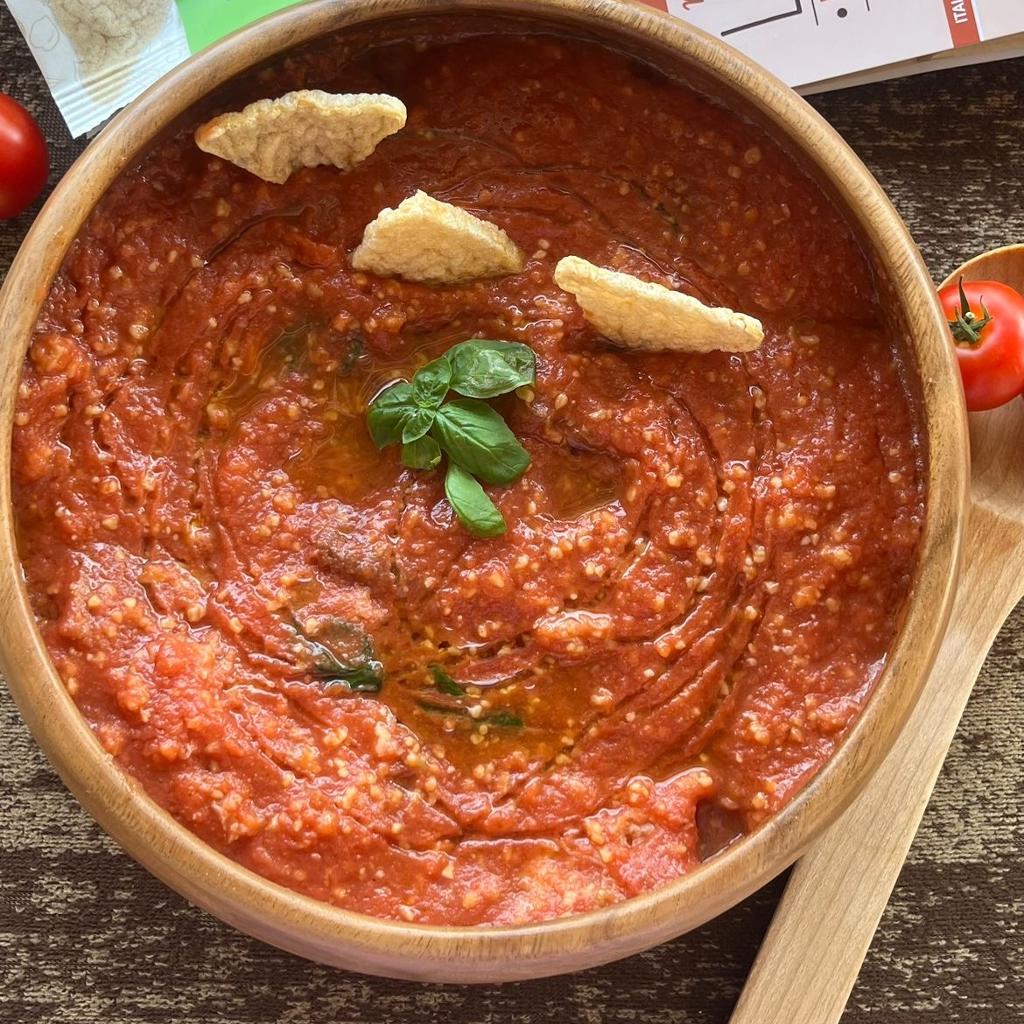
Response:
412,356,453,409
486,711,524,728
447,340,536,399
402,434,441,470
444,461,507,538
367,381,415,448
433,399,530,485
430,664,466,696
401,407,435,443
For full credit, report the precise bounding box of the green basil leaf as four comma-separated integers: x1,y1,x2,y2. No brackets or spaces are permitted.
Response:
447,340,536,399
402,434,441,470
298,619,384,694
401,407,435,443
412,356,453,408
486,710,524,728
433,399,530,485
430,664,466,696
444,461,507,538
320,660,383,693
340,335,364,375
367,381,415,448
416,701,523,728
417,699,464,717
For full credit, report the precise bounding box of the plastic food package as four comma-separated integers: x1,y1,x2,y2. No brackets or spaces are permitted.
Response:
3,0,303,137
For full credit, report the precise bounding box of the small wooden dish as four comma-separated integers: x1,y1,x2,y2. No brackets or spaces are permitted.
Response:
0,0,968,982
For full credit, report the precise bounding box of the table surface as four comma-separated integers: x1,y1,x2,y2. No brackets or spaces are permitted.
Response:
1,9,1021,1022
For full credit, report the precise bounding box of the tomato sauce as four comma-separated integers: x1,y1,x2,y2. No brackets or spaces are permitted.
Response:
13,19,925,925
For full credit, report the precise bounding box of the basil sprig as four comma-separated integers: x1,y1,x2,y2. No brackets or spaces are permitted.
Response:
367,340,535,537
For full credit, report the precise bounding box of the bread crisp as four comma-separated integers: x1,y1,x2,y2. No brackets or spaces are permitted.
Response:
194,90,407,184
351,191,524,284
554,256,764,353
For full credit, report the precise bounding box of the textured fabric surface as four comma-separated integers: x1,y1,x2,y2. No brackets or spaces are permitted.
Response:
1,7,1021,1021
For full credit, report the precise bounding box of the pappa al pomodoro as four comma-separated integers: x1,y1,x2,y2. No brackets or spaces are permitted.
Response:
13,20,925,926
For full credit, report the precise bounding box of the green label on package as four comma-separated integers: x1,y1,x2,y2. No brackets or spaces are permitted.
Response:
176,0,304,53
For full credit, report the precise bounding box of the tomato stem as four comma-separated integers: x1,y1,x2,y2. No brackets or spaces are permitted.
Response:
948,276,993,344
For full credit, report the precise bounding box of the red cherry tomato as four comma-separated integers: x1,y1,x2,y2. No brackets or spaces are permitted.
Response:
0,94,48,220
938,276,1024,411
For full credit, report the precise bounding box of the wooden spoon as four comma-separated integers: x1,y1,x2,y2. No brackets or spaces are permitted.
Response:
729,244,1024,1024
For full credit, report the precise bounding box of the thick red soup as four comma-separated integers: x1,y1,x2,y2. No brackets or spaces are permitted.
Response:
14,21,925,925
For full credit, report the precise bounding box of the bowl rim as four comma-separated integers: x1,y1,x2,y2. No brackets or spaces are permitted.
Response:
0,0,968,982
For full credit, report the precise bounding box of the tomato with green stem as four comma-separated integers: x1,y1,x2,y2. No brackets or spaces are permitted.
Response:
938,276,1024,411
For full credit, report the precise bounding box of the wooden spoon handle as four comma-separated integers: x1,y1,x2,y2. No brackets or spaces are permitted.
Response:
729,504,1024,1024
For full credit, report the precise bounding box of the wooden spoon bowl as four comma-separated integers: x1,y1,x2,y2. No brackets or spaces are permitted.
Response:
954,247,1024,514
0,0,968,981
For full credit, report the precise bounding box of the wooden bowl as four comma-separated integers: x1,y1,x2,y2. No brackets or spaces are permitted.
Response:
0,0,968,982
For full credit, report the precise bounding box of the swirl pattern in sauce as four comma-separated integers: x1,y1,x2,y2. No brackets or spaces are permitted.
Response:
13,22,925,925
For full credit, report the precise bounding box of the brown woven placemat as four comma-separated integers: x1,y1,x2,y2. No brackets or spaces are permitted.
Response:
0,8,1021,1021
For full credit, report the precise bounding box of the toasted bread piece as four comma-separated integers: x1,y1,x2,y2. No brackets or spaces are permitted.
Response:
554,256,764,353
351,191,524,284
194,90,406,184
